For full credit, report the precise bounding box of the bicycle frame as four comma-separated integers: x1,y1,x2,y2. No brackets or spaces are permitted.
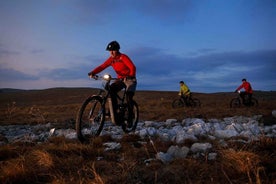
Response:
94,75,127,125
172,94,201,108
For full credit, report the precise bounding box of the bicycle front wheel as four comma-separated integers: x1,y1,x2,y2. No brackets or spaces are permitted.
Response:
230,98,241,108
76,96,105,142
122,101,139,133
172,99,184,108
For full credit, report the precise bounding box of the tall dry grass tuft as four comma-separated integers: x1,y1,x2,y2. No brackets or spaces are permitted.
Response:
91,162,105,184
0,156,26,183
117,158,138,182
31,150,53,169
5,101,17,121
28,106,47,123
220,149,264,184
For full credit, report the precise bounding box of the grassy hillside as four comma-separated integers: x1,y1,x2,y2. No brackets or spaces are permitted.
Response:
0,88,275,125
0,88,275,183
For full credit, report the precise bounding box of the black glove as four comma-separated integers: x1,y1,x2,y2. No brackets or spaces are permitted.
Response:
234,90,238,93
88,72,93,77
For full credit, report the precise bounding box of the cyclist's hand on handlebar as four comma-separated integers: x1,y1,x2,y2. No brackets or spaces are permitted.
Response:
234,90,238,93
88,72,98,79
92,75,99,80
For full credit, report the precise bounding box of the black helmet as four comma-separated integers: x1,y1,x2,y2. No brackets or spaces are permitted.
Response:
179,81,184,84
242,78,246,82
106,41,120,51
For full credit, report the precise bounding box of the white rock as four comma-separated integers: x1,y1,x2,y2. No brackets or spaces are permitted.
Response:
190,143,212,153
167,145,189,159
214,129,238,139
103,142,121,151
156,152,173,164
146,127,157,136
208,152,217,160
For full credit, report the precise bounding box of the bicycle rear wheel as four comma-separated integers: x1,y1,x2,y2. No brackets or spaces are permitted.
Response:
191,98,201,107
230,98,241,108
76,96,105,142
122,101,139,133
172,99,184,108
250,97,258,107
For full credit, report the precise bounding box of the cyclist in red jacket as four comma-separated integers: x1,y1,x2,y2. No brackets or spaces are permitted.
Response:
235,78,253,105
88,41,137,125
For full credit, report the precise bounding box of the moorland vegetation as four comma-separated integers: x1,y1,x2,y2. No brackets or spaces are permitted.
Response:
0,88,275,183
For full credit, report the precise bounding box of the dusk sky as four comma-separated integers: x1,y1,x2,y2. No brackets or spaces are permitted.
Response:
0,0,275,93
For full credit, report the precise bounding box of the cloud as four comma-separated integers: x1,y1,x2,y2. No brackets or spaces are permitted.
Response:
30,49,44,54
129,47,276,91
41,67,87,80
0,48,275,92
0,68,39,81
0,48,19,57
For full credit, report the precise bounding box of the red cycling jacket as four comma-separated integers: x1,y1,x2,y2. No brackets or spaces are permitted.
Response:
236,81,253,94
91,53,136,79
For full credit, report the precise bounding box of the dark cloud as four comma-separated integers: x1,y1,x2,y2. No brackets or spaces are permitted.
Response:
0,49,19,57
30,49,44,54
0,42,20,57
128,47,276,92
1,47,274,92
128,46,188,75
0,68,39,81
40,66,89,80
197,48,217,54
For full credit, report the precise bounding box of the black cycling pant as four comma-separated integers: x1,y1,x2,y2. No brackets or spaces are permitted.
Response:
110,80,135,123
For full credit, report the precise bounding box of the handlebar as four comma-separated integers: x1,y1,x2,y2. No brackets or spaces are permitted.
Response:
89,74,117,81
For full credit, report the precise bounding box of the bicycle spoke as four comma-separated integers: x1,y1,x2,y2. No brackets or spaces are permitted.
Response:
76,96,105,142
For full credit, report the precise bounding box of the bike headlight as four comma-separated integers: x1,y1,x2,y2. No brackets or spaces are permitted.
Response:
103,74,111,81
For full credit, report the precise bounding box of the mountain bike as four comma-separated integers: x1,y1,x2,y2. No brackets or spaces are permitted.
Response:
172,94,201,108
76,74,139,142
230,91,258,108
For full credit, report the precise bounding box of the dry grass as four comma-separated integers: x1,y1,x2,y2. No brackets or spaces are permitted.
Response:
0,88,276,183
0,88,275,124
220,149,263,183
0,135,275,183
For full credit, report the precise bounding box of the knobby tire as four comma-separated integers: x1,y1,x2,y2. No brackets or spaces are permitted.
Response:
172,99,184,108
76,96,105,143
191,98,201,107
230,98,241,108
122,101,139,133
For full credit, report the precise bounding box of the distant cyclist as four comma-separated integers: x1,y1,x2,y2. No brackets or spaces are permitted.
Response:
235,78,253,105
179,81,191,106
